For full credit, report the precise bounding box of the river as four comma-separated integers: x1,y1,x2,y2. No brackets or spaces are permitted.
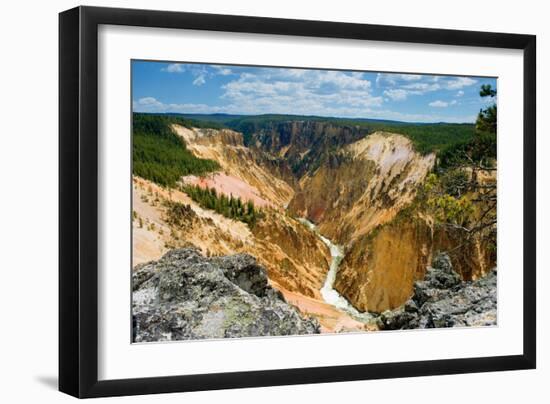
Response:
298,218,375,323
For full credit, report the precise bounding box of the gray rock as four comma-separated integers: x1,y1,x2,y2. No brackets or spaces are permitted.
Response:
132,248,320,342
378,252,497,330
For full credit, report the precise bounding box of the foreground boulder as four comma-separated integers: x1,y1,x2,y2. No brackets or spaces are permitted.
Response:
378,253,497,330
132,248,320,342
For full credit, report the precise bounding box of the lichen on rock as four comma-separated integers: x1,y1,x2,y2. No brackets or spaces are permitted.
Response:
132,248,321,342
377,252,497,330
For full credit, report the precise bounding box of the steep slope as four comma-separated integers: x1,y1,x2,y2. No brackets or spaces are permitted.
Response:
133,176,367,332
377,253,497,329
133,117,495,331
289,132,436,244
172,125,293,208
132,176,329,298
246,120,370,180
334,187,495,313
334,214,434,313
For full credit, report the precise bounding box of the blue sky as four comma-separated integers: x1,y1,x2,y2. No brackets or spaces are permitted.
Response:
132,60,497,123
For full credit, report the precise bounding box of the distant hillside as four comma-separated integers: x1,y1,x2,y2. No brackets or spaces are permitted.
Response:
167,113,244,125
166,112,476,155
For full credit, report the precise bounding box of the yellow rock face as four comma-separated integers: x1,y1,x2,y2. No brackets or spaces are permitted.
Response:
334,214,496,313
335,215,433,313
289,132,436,244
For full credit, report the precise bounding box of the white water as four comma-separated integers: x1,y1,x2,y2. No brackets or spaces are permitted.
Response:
298,218,375,323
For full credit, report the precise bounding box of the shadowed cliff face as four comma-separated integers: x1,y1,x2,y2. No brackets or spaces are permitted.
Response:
248,121,370,179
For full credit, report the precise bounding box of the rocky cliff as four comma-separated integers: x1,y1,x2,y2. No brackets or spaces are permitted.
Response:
335,214,433,313
172,125,294,208
334,211,496,313
132,176,331,300
133,248,321,341
377,253,497,329
133,119,496,334
289,132,435,244
246,120,370,179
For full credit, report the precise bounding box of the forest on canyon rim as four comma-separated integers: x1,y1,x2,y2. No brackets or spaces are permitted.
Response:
131,84,497,341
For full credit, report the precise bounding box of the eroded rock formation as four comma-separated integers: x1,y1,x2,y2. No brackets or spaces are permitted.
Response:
335,213,496,313
289,132,435,245
133,120,496,334
377,253,497,329
335,215,433,313
133,248,321,342
172,125,294,207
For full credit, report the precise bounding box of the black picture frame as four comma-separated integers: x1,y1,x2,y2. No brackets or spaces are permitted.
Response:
59,5,536,398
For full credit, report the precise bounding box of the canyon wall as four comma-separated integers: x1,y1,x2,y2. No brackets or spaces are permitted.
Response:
136,121,496,326
288,132,436,245
335,215,433,313
246,120,370,179
334,212,496,313
172,125,294,207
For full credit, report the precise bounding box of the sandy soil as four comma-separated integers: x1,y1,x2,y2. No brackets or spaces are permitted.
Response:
132,176,253,265
274,283,374,333
171,124,294,208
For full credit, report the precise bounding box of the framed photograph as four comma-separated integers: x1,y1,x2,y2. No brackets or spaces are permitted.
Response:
59,6,536,398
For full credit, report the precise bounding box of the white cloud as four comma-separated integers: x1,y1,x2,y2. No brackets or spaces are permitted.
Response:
134,96,473,123
212,65,233,76
135,97,164,108
192,75,206,86
376,73,478,102
136,67,480,123
383,89,408,101
402,82,440,92
133,97,222,114
445,77,477,90
456,90,465,97
220,69,383,113
376,73,422,86
162,63,213,84
429,100,457,108
161,63,185,73
399,74,422,81
429,100,449,107
316,70,372,90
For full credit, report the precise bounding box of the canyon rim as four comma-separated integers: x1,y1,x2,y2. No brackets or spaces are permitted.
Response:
131,61,498,342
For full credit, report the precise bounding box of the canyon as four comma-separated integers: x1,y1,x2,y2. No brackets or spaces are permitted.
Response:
132,118,497,336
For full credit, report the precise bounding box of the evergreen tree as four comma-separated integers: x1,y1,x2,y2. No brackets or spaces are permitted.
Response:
132,113,220,187
180,185,262,227
476,85,497,134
